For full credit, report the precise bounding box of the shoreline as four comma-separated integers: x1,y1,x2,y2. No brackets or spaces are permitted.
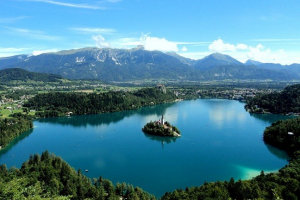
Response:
1,98,298,199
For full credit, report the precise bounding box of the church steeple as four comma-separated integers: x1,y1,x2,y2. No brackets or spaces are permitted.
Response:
161,115,164,125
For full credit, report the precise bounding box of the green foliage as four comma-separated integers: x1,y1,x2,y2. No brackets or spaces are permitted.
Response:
246,84,300,114
0,68,62,83
264,117,300,154
0,151,156,200
4,89,37,100
0,113,33,148
24,87,176,118
142,121,180,137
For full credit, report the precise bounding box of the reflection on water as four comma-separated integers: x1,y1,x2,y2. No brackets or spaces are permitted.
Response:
250,113,294,124
0,129,33,156
143,133,178,149
206,99,248,128
37,103,174,127
0,99,292,197
265,144,289,160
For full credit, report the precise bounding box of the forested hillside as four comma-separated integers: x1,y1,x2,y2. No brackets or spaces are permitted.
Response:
0,113,33,148
24,87,177,118
264,117,300,154
0,68,63,83
245,84,300,114
0,151,155,200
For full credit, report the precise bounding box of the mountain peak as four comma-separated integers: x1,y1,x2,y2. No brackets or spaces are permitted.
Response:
195,52,242,69
245,59,263,66
206,53,238,61
0,47,299,81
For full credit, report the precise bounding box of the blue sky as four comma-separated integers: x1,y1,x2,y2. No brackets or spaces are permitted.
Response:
1,0,300,64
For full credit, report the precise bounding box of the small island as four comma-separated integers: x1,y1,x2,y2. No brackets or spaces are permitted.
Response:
142,115,181,137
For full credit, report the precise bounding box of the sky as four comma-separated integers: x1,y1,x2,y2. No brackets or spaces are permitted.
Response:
1,0,300,64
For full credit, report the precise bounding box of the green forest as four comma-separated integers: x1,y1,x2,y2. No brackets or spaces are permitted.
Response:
0,68,63,83
0,113,33,148
0,151,155,200
264,117,300,154
245,84,300,114
24,87,177,118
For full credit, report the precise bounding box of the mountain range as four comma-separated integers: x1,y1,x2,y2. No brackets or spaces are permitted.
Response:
0,47,299,82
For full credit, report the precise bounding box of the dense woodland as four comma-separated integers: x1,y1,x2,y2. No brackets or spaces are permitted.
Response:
0,68,63,83
0,151,155,200
0,113,33,148
264,117,300,154
24,87,177,118
245,84,300,114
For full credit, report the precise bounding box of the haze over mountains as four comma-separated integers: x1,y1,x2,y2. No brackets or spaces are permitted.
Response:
0,47,299,82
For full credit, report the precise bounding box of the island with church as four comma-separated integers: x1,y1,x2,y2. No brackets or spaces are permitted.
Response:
142,115,181,137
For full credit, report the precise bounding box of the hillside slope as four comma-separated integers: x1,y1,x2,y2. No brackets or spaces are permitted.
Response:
0,68,63,82
245,84,300,114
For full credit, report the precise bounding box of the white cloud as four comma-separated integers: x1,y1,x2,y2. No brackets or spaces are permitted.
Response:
0,47,61,57
93,34,180,52
209,39,249,52
140,35,179,52
119,35,180,52
0,47,29,57
244,46,300,65
206,39,300,64
71,27,116,35
181,46,188,52
26,0,103,10
92,35,110,48
236,43,248,50
252,38,300,43
175,41,210,46
135,36,209,52
106,0,122,3
0,47,27,53
0,16,28,23
209,39,235,52
32,49,58,56
5,27,60,41
115,37,141,46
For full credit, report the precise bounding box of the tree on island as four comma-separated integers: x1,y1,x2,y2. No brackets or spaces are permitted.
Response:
142,115,181,137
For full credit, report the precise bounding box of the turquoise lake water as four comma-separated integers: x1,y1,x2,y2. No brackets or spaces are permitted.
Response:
0,99,291,197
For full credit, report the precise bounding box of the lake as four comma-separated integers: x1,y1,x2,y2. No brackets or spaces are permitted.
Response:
0,99,291,197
